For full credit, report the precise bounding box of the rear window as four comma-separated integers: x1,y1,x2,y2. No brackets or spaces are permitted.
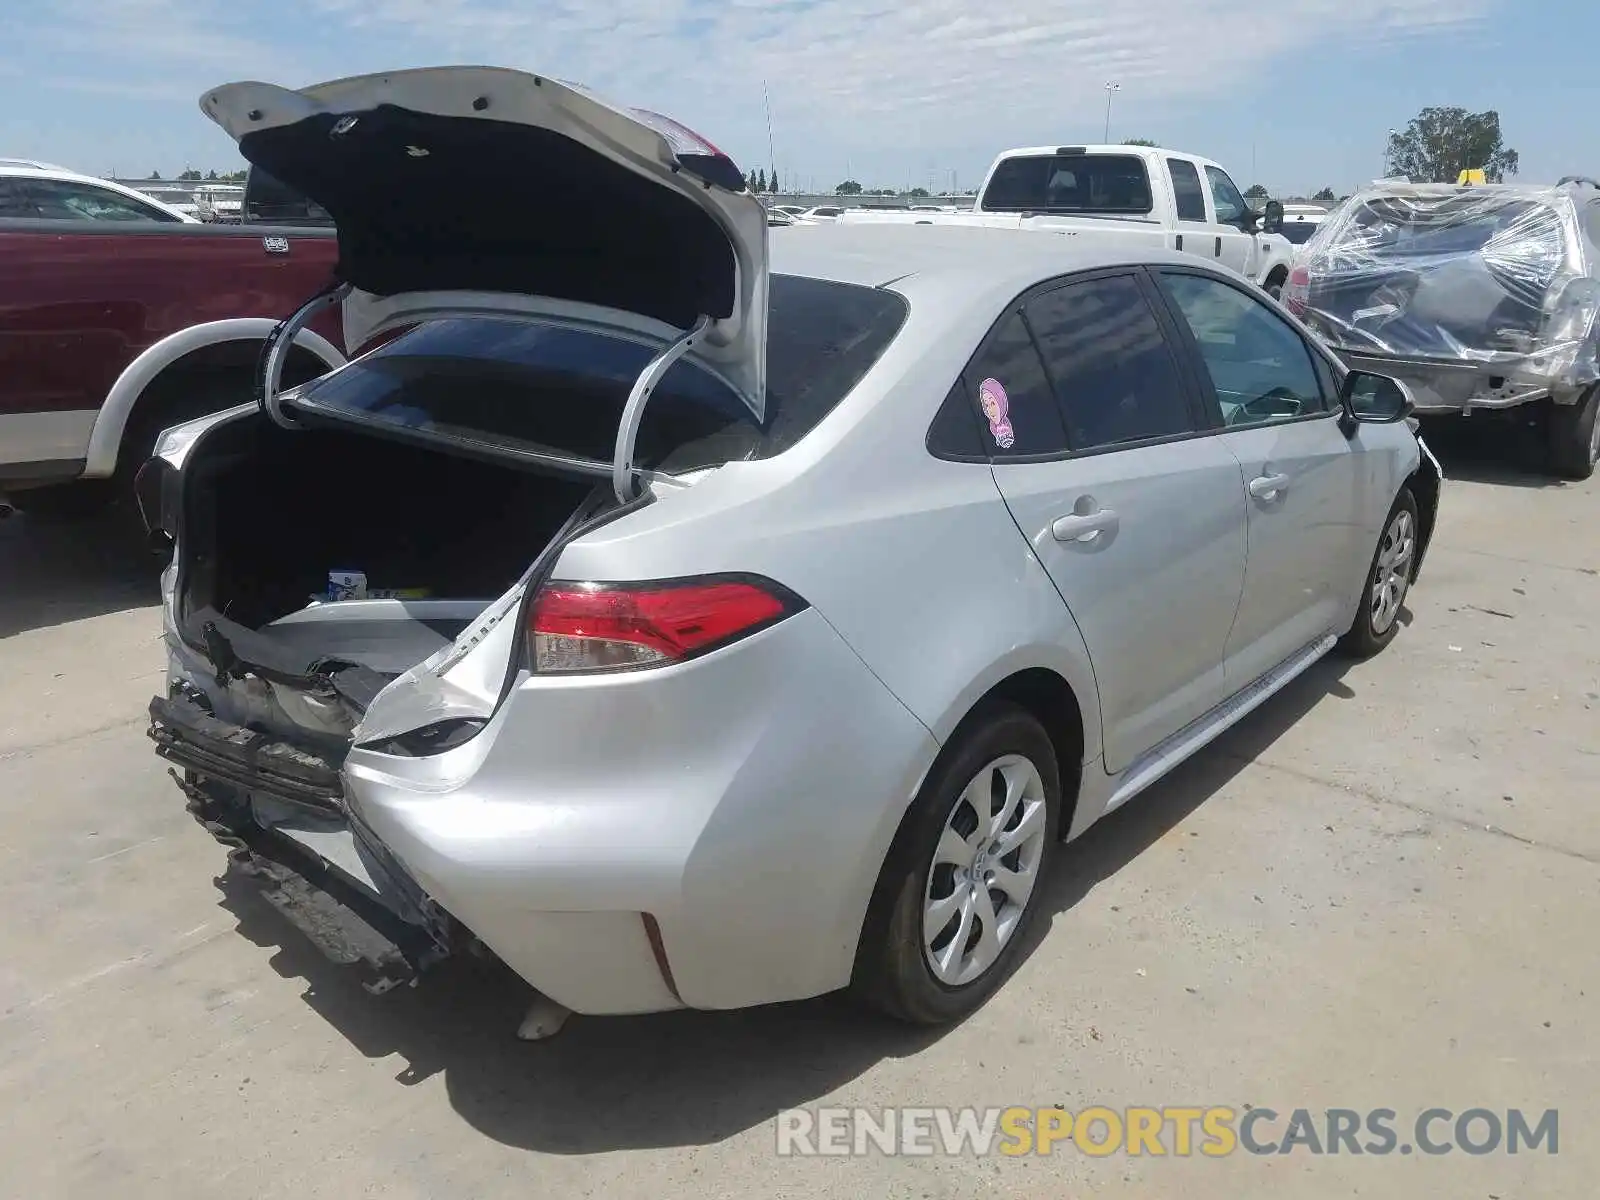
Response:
1336,196,1559,257
980,154,1153,214
1281,221,1320,245
244,167,332,226
286,275,907,471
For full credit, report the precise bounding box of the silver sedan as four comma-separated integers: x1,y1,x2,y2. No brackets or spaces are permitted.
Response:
151,68,1442,1034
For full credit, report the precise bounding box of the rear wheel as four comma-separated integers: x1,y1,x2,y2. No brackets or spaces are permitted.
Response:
1547,385,1600,481
1337,488,1418,659
852,705,1060,1025
1264,268,1288,300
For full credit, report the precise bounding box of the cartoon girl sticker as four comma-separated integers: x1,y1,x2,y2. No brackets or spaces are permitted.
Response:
978,377,1015,449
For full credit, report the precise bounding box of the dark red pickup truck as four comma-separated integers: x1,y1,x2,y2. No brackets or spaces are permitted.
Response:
0,216,342,514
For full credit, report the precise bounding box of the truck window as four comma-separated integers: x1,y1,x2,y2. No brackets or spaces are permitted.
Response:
0,178,39,218
1167,159,1206,222
244,167,332,225
24,179,179,222
1204,166,1248,225
981,154,1153,215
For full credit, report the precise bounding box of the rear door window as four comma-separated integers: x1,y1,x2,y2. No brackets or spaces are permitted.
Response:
1024,274,1196,450
981,154,1153,215
1167,159,1207,222
0,178,39,217
961,312,1069,456
287,274,907,470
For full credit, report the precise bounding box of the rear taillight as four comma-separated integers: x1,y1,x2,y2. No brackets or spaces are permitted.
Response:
527,577,803,673
1283,266,1311,316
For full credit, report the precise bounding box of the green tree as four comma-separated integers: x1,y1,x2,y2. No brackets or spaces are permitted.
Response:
1386,107,1518,183
1122,138,1158,147
1312,186,1337,202
177,168,203,180
745,168,756,191
835,179,863,195
768,172,780,193
147,170,162,180
1245,183,1269,198
205,169,219,181
908,186,930,197
756,167,767,191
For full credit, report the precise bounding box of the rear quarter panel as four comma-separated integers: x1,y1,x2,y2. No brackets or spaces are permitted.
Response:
0,221,340,423
554,283,1105,763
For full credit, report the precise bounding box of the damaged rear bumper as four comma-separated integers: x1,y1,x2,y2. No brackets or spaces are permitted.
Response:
150,693,453,992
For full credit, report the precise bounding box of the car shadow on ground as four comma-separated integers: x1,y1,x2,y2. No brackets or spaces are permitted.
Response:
0,508,161,638
209,653,1360,1156
1416,415,1572,489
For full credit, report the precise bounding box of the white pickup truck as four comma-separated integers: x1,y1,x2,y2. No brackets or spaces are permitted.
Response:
839,144,1297,296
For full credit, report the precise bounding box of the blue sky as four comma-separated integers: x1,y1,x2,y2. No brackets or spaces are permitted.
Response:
4,0,1597,196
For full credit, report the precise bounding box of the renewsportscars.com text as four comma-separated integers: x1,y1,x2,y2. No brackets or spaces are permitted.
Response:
775,1106,1559,1158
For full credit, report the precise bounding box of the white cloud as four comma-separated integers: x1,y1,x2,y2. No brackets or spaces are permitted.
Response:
6,0,1497,183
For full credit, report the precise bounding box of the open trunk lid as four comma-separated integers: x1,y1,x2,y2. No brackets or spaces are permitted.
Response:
200,66,769,420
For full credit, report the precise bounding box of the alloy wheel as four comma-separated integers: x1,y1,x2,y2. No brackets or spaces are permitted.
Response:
1370,508,1415,635
922,754,1049,987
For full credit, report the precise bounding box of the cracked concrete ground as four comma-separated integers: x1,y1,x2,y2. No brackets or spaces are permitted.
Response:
1,423,1595,1198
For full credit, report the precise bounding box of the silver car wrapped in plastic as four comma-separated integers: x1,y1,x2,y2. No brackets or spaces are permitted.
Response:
1284,180,1600,478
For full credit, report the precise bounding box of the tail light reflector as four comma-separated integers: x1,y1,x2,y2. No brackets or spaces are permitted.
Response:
527,577,802,673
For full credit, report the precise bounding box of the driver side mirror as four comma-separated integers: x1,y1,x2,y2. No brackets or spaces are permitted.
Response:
1339,370,1415,427
1259,199,1284,234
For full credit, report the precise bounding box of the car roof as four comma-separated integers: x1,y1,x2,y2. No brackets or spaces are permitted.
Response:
770,222,1217,296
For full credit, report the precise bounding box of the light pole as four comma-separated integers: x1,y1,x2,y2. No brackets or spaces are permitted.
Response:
1103,81,1121,143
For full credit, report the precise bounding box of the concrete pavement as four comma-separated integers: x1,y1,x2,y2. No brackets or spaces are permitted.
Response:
1,423,1595,1198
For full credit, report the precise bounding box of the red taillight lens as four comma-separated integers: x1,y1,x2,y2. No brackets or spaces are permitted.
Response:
527,577,800,673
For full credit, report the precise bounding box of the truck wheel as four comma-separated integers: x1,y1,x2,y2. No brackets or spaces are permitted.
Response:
1264,268,1288,300
1547,385,1600,481
851,703,1060,1025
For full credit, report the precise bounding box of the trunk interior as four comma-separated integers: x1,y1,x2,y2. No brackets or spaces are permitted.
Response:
180,413,597,675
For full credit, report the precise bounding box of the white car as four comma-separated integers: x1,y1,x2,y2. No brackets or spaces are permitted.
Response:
0,160,198,222
145,66,1442,1036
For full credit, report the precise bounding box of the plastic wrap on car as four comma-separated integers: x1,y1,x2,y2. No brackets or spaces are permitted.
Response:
1292,184,1600,388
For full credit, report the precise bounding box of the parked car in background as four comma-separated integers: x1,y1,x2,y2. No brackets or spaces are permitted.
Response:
1284,179,1600,478
0,202,340,515
0,160,198,223
797,204,847,221
836,144,1299,297
194,182,245,222
1279,203,1330,248
145,66,1442,1038
132,185,203,221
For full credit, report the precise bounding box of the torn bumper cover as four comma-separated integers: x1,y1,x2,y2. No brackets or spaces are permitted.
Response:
149,692,453,992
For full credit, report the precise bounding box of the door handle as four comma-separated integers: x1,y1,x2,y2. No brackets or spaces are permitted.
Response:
1248,472,1291,500
1214,236,1222,257
1052,507,1120,543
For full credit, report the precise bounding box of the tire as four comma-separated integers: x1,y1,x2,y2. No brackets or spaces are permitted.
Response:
1265,272,1287,301
851,704,1061,1025
1337,487,1419,660
1547,385,1600,481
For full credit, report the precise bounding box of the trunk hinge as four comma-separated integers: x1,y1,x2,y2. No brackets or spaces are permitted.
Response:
259,282,352,430
612,315,713,503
